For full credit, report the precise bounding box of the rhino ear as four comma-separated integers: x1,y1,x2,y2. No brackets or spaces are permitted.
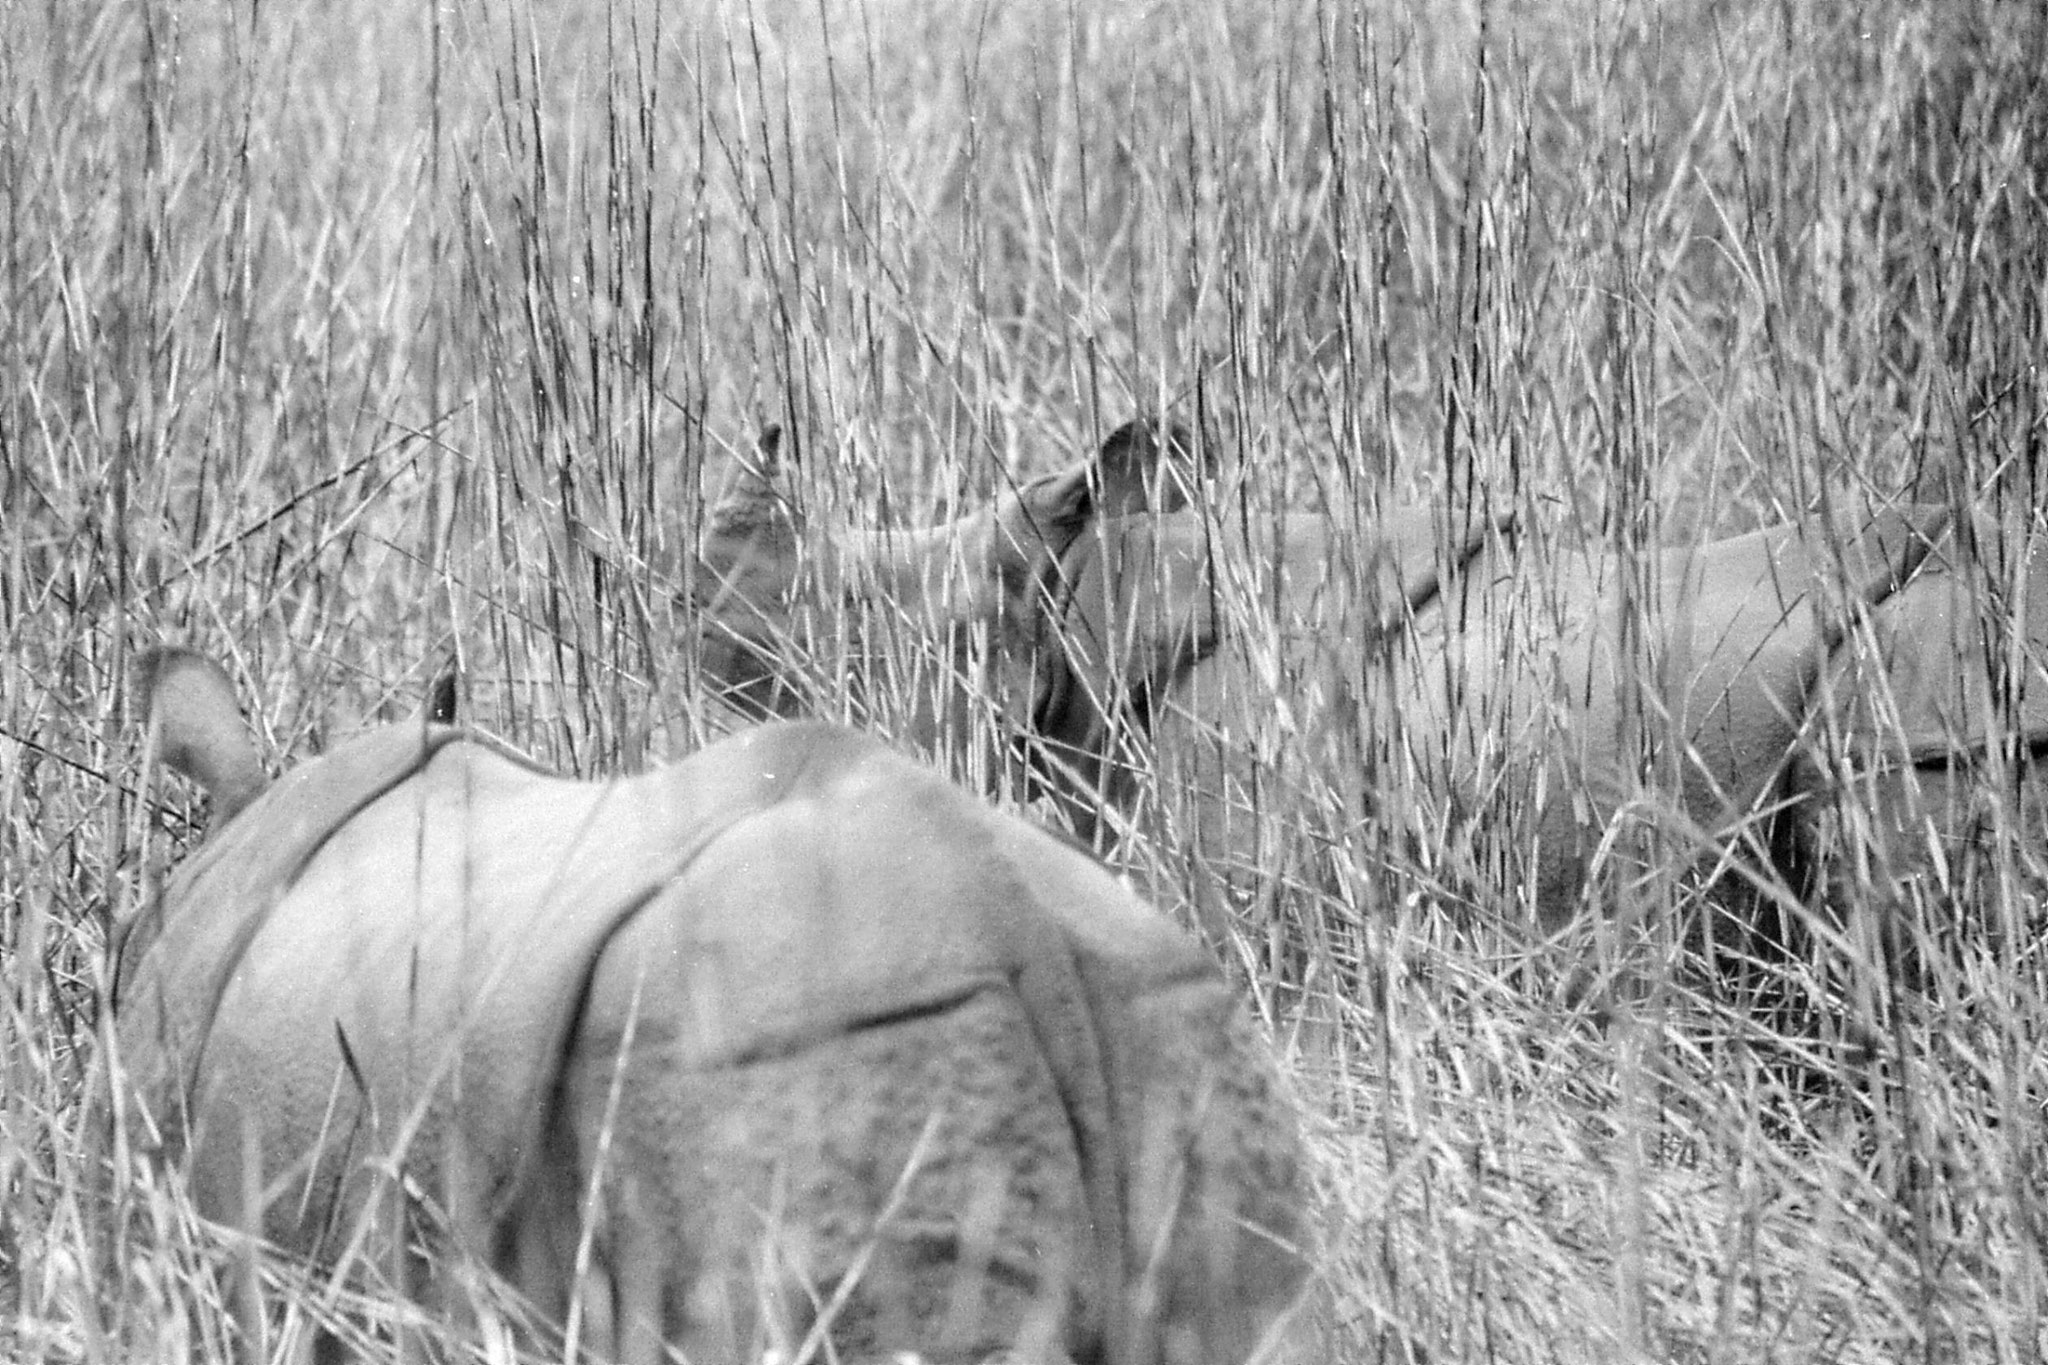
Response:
422,659,459,725
137,647,269,824
1011,418,1203,544
754,422,793,475
705,425,802,569
1011,464,1096,542
1092,417,1201,516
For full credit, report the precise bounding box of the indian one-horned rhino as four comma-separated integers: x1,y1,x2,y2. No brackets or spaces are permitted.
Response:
115,648,1310,1365
1006,425,1950,936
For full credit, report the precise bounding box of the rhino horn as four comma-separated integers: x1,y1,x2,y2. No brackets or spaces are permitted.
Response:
422,658,460,725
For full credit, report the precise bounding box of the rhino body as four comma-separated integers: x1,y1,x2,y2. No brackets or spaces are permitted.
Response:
1038,500,1946,932
119,688,1308,1364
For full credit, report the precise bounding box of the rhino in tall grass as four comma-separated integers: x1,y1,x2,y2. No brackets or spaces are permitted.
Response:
115,648,1310,1364
700,417,1953,939
1019,437,1951,935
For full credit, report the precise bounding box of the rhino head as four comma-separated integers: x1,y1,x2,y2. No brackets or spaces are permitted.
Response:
117,647,1311,1364
692,419,1194,789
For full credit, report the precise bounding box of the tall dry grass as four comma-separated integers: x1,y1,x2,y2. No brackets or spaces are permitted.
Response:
4,0,2046,1359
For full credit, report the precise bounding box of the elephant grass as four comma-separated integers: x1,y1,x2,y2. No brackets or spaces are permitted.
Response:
4,0,2046,1361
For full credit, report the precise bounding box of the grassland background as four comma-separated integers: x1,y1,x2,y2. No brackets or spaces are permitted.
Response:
4,0,2047,1359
